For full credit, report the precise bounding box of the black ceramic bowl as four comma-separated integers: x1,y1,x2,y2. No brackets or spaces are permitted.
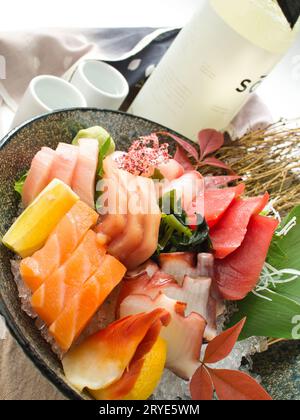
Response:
0,109,299,400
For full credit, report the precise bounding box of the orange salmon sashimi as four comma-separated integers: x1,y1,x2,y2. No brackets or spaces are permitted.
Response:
22,147,57,207
62,309,170,392
20,201,99,292
31,230,106,325
49,255,126,351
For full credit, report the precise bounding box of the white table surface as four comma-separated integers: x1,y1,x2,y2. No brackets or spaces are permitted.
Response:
2,0,300,122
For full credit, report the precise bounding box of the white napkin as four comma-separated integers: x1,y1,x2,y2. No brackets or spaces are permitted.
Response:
0,29,273,139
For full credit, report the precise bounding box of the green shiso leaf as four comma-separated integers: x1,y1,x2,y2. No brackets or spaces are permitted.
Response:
229,205,300,340
97,135,114,177
72,126,115,154
14,172,28,196
229,289,300,340
268,205,300,271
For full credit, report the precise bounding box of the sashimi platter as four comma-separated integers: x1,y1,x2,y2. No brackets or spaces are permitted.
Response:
1,112,300,401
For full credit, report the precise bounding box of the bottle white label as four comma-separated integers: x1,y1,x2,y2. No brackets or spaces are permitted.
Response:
129,1,282,141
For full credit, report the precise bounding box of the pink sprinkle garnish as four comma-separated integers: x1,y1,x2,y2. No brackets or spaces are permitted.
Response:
117,133,170,176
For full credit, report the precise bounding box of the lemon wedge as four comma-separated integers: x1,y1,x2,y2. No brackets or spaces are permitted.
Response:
90,337,167,401
2,179,79,257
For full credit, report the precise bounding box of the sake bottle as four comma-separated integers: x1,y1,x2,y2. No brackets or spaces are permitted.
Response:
129,0,300,141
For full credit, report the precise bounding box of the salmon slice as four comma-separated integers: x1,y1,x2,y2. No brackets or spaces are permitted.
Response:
22,147,56,207
51,143,78,185
31,230,106,325
210,193,270,259
72,138,99,208
49,255,126,351
204,184,245,228
215,215,279,300
20,201,99,292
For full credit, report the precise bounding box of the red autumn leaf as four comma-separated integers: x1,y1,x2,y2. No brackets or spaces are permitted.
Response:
208,369,272,401
198,129,224,160
204,175,242,189
203,318,246,364
198,157,235,173
190,365,214,401
174,145,195,171
157,131,199,161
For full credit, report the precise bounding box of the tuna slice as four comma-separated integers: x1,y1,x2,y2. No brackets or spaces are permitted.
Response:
31,230,106,325
22,147,56,207
20,201,99,292
210,193,270,259
51,143,78,185
204,183,245,228
215,215,279,300
49,255,126,351
72,138,99,208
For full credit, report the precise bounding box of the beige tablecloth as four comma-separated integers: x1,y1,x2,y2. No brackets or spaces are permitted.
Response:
0,333,65,400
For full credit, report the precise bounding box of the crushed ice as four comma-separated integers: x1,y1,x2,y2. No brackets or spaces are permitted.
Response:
152,336,268,400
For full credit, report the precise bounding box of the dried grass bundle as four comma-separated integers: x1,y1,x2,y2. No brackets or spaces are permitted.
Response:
215,120,300,213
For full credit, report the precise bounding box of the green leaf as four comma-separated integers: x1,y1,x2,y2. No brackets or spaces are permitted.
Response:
72,126,115,154
268,205,300,271
156,190,210,254
14,172,28,196
229,289,300,340
229,205,300,340
97,136,114,177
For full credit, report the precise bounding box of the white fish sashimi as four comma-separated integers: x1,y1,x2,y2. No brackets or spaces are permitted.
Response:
22,147,56,207
72,138,99,208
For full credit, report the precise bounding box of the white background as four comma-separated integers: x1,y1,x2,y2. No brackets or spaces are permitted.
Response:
1,0,300,121
1,0,201,29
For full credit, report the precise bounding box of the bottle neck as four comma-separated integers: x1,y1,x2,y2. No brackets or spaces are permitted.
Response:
210,0,299,54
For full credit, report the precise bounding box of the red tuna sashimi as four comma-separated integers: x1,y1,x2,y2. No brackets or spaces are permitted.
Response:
215,215,279,300
50,143,78,185
204,183,245,228
22,147,57,207
72,138,99,208
210,193,269,259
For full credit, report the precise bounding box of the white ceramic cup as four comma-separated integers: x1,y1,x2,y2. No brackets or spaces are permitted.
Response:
70,60,129,110
11,75,87,129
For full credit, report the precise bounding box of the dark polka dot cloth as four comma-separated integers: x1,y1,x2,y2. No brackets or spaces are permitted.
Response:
106,29,180,88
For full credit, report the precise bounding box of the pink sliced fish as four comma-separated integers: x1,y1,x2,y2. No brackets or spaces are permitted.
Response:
22,147,57,207
72,138,99,208
51,143,78,185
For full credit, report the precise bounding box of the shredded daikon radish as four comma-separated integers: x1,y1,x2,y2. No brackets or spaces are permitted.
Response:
263,198,282,223
275,216,297,237
253,262,300,301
